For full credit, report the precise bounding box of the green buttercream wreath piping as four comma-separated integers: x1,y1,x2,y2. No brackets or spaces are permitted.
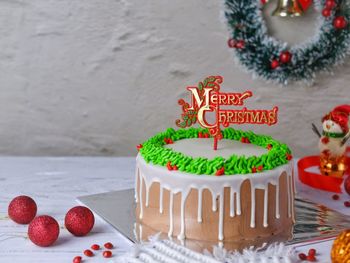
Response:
139,127,292,176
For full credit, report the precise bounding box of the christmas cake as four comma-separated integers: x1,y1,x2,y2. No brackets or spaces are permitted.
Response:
134,127,295,243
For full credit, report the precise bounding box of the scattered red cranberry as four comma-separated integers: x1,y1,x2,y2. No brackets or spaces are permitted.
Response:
306,255,316,261
104,242,114,249
91,244,100,250
344,201,350,207
84,249,94,257
299,253,307,260
308,248,316,257
73,256,82,263
332,194,340,200
103,250,113,258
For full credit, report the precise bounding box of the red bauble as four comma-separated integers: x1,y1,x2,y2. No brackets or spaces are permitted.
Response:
8,195,37,224
28,215,60,247
65,206,95,236
344,176,350,195
279,51,292,64
322,8,332,17
325,0,336,9
333,16,348,29
271,59,280,69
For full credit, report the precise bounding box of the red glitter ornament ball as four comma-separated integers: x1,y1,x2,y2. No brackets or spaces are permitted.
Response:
271,59,280,69
333,16,348,29
8,195,37,224
344,176,350,195
65,206,95,236
279,51,292,64
28,215,60,247
322,8,332,17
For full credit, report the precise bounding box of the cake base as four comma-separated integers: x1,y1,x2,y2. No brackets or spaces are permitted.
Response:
77,189,350,252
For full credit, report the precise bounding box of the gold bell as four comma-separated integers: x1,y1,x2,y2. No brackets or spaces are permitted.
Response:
272,0,304,17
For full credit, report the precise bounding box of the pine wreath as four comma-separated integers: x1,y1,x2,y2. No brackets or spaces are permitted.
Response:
224,0,350,85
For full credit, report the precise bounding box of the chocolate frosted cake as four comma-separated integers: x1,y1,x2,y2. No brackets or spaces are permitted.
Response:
135,127,294,243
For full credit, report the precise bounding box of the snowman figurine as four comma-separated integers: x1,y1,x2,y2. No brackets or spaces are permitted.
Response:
314,105,350,177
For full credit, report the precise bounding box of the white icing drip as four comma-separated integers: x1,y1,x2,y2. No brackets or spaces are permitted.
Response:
250,186,256,228
236,188,241,215
197,188,203,223
136,154,293,240
287,172,291,218
145,185,150,207
135,166,139,203
229,187,235,217
159,187,164,214
168,191,174,237
263,184,268,227
139,172,143,219
275,183,280,219
218,191,224,241
178,190,190,240
211,191,217,212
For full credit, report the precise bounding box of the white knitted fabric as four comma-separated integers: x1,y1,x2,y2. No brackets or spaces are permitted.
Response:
113,236,297,263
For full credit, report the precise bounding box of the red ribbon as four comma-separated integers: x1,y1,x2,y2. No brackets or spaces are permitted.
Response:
298,147,350,193
298,0,312,11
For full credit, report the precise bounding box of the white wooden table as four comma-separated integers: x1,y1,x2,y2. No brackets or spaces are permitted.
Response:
0,157,348,263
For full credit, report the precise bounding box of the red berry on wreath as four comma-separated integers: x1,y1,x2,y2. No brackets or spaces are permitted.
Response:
279,51,292,64
8,195,37,224
28,215,60,247
227,38,236,48
344,176,350,195
235,40,245,49
333,16,348,29
65,206,95,236
271,59,280,69
322,8,332,17
325,0,336,9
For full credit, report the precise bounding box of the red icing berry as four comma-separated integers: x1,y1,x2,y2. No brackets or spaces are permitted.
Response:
252,167,257,173
267,144,273,150
198,132,203,138
333,16,348,29
325,0,336,9
204,133,209,138
279,51,292,64
286,153,293,161
322,8,332,17
168,139,174,144
344,201,350,207
298,253,307,260
261,0,267,4
321,137,329,144
216,167,225,176
166,162,173,171
332,194,340,200
136,144,143,151
73,256,82,263
84,249,93,257
308,248,316,257
257,165,263,171
271,60,280,69
172,165,178,171
104,242,114,249
103,250,113,258
91,244,100,250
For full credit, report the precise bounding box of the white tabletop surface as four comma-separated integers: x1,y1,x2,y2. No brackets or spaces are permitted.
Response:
0,157,349,263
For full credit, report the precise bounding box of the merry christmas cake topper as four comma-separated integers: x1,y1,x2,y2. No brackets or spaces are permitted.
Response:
176,75,278,150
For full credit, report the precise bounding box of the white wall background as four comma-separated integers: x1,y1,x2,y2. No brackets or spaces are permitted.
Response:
0,0,349,157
